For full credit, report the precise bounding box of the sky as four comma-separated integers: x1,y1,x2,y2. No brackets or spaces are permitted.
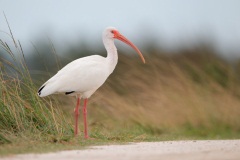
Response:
1,0,240,58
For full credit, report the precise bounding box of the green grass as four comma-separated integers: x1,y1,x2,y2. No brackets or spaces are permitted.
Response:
0,20,73,146
0,18,240,155
1,124,239,155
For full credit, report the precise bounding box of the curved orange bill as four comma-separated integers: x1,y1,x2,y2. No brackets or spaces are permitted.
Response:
113,31,145,64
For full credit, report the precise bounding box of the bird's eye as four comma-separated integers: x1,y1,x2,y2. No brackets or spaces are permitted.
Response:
111,30,114,34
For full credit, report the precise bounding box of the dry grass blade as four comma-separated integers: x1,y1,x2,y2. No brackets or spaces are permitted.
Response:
3,12,18,49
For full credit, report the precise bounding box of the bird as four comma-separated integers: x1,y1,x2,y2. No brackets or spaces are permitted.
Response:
37,27,145,139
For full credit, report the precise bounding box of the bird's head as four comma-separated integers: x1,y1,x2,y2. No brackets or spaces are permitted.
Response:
103,27,145,64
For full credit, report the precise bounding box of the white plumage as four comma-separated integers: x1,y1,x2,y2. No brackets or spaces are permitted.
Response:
38,27,145,138
38,55,109,98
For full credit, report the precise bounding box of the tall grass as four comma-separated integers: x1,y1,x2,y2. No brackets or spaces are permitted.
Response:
0,19,72,145
88,51,240,139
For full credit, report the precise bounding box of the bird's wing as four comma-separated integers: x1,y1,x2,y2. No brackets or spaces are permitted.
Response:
38,55,109,97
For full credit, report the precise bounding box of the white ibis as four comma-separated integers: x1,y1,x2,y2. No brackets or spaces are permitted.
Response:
37,27,145,139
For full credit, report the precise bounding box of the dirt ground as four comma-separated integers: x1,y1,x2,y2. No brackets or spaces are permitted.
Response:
2,140,240,160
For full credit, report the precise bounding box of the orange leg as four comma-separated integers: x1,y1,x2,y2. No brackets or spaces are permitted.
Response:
83,99,89,139
74,97,80,136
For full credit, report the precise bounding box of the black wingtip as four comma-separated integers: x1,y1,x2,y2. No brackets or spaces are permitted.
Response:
65,91,75,95
38,85,45,95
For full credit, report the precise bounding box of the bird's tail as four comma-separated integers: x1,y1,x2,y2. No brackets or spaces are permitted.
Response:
38,85,46,96
37,81,59,97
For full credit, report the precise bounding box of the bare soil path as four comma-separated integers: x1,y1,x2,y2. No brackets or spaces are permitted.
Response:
2,140,240,160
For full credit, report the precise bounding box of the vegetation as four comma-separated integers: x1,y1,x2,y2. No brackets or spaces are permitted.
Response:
0,22,240,155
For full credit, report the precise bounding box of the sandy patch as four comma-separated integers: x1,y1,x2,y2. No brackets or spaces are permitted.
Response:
2,140,240,160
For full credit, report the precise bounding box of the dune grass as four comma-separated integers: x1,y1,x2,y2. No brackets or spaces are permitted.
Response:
0,23,73,147
86,51,240,140
0,21,240,155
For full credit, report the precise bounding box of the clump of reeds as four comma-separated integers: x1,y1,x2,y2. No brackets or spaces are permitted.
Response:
0,16,72,144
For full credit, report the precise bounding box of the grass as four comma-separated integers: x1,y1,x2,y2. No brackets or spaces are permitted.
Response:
0,20,73,148
0,19,240,155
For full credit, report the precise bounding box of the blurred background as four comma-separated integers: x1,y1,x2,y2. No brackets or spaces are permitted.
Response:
0,0,240,144
1,0,240,58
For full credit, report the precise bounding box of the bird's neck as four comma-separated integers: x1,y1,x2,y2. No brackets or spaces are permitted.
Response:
103,38,118,74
